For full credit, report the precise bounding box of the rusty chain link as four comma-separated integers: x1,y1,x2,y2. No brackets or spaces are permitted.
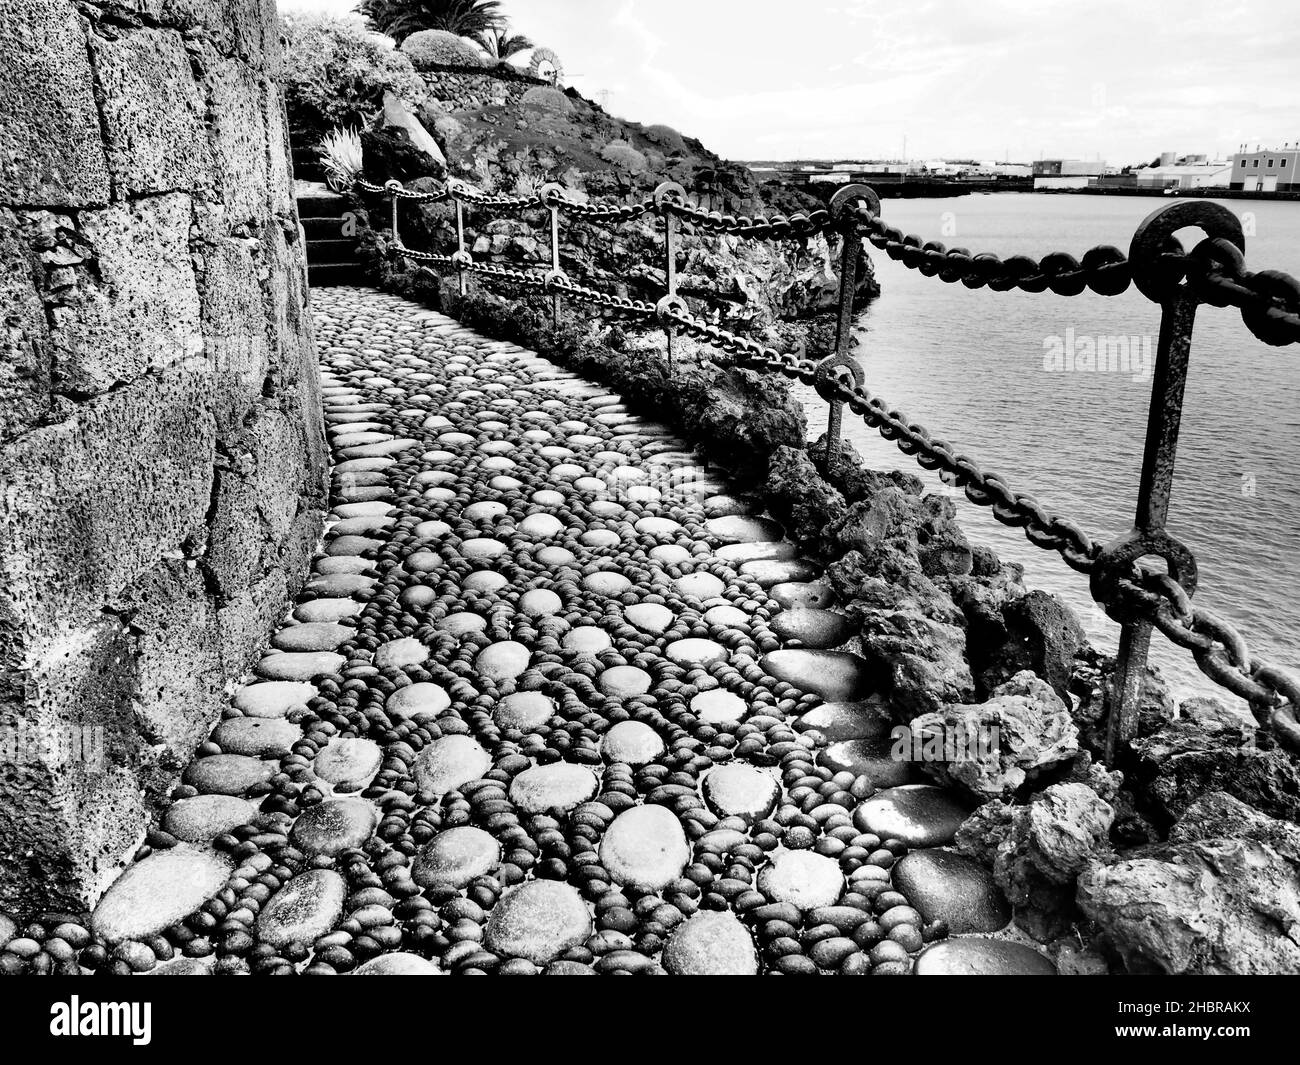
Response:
662,200,834,240
847,202,1300,344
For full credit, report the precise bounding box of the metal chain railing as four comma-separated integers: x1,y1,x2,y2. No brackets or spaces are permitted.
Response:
354,172,1300,756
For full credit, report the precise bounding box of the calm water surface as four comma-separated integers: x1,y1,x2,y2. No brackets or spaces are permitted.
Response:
795,192,1300,703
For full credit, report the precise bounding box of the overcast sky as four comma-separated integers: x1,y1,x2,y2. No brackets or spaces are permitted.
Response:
285,0,1300,165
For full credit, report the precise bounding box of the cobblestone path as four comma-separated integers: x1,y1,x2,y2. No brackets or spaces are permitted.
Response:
7,286,1057,976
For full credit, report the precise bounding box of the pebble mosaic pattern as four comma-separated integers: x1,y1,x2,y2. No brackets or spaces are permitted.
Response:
0,287,1054,977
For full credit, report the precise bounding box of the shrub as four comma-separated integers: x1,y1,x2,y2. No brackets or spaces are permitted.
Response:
600,142,649,174
318,126,364,191
280,14,426,143
645,124,687,154
519,86,573,114
400,28,485,70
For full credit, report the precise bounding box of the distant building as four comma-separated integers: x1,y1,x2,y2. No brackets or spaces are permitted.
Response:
1033,159,1109,189
1231,147,1300,192
1135,160,1232,189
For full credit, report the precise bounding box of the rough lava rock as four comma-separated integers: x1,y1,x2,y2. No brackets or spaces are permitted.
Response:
910,670,1080,801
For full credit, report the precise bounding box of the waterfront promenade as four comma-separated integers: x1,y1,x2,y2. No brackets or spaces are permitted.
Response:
9,285,1042,977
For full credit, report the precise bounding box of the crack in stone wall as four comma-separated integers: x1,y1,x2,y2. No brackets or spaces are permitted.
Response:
0,0,326,911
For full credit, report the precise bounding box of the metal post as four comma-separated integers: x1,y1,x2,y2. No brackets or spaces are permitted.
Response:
549,202,562,326
813,184,875,474
664,209,678,373
1105,290,1197,763
455,198,467,297
1096,199,1243,761
653,182,686,375
825,230,859,466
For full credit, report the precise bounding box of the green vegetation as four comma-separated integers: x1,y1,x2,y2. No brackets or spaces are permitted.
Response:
476,27,533,64
399,28,484,69
356,0,505,44
280,14,426,144
319,127,365,191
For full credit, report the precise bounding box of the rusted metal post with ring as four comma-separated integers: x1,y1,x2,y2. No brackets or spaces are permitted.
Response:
653,181,688,375
384,179,403,244
448,178,470,297
814,184,875,471
540,182,566,327
1091,200,1245,762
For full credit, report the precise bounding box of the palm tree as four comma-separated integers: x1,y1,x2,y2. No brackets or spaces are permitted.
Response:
476,26,532,64
356,0,505,44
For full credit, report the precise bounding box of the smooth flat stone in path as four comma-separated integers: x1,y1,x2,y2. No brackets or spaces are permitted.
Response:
563,627,612,654
290,797,379,856
649,545,692,566
255,651,345,681
758,850,844,909
759,649,871,701
518,589,563,617
91,847,232,943
852,784,972,847
703,765,780,819
818,738,915,787
665,638,727,666
892,849,1011,934
739,559,819,588
769,582,835,610
518,513,565,539
493,691,556,730
386,682,450,718
914,937,1056,976
413,735,491,795
716,541,798,565
233,681,315,718
485,881,592,965
463,571,509,593
673,572,725,600
162,795,257,843
272,622,352,651
211,717,301,757
582,571,632,596
412,826,501,890
770,608,852,648
663,911,758,976
257,870,347,949
703,604,750,627
691,688,748,723
598,665,653,697
509,763,599,814
313,737,383,790
796,701,891,742
624,603,675,634
294,598,365,623
374,637,428,668
600,720,665,765
600,804,690,891
438,611,488,636
183,754,275,795
475,641,531,681
705,515,784,544
703,495,758,518
351,953,442,975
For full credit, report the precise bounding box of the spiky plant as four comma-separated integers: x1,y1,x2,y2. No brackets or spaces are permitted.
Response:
356,0,504,44
318,126,365,192
476,26,532,63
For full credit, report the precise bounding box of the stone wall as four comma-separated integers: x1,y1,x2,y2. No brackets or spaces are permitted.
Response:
0,0,326,911
420,65,548,113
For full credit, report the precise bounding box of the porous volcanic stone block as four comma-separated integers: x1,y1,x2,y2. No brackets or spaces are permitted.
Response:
0,0,111,205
